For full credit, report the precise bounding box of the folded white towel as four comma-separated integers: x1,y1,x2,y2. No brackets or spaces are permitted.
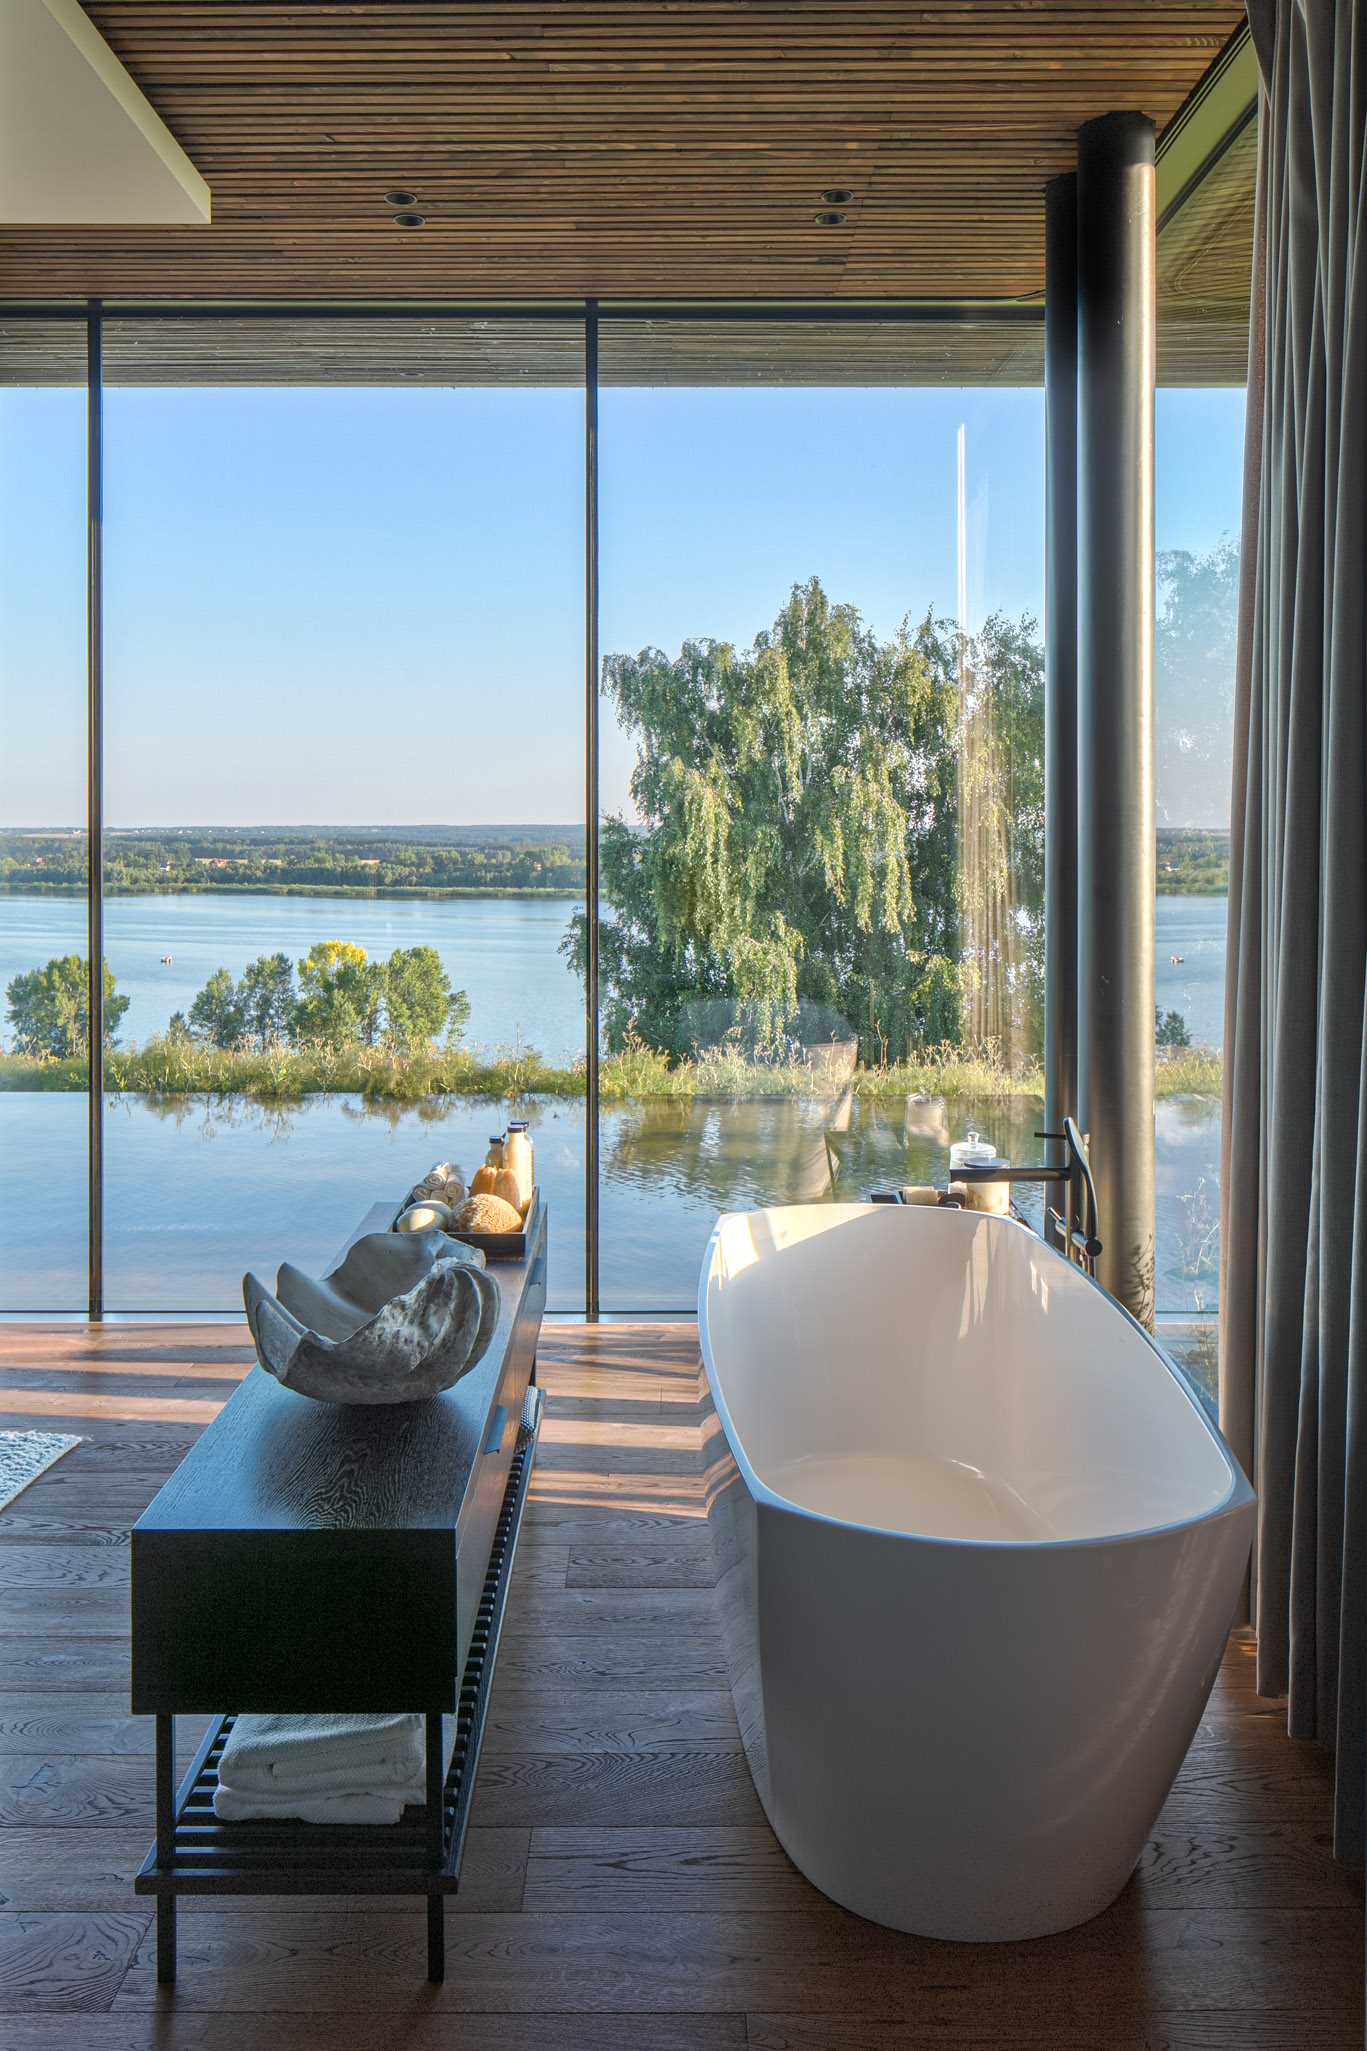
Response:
218,1711,426,1797
213,1781,422,1827
212,1713,454,1826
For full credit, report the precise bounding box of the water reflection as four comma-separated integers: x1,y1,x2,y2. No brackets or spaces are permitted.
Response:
600,1096,839,1208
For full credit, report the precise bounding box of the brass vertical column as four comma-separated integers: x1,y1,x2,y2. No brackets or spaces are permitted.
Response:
1044,174,1079,1180
1076,113,1157,1325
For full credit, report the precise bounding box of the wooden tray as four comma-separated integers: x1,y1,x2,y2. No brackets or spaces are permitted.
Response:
449,1185,541,1262
393,1187,541,1263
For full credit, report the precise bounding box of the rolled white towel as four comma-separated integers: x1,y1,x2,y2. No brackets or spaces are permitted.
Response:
218,1711,425,1798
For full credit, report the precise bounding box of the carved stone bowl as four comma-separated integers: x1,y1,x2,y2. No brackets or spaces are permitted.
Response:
243,1229,501,1406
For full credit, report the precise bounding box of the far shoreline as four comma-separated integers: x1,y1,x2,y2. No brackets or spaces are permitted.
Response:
0,880,1227,902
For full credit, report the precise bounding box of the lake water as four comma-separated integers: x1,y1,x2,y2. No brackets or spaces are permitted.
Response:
0,890,1228,1062
0,892,588,1065
0,889,1226,1329
1152,896,1228,1048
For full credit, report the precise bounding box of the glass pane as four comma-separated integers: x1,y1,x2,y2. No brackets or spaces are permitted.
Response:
0,321,89,1311
597,321,1046,1311
102,318,585,1312
1152,384,1242,1377
1154,119,1255,1399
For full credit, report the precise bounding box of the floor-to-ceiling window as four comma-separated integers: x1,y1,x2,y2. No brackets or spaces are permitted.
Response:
596,319,1047,1310
97,318,587,1312
0,238,1253,1324
0,323,89,1311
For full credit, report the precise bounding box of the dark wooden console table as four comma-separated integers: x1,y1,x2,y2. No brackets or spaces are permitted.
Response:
130,1202,547,1984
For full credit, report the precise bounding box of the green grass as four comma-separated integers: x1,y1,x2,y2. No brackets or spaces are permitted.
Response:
0,1034,1224,1105
1154,1044,1224,1094
852,1045,1042,1100
0,1038,580,1103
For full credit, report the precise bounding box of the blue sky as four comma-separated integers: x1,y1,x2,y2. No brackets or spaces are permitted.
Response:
0,376,1244,830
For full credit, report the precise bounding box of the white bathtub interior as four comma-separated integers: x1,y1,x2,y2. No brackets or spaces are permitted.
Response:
703,1203,1237,1545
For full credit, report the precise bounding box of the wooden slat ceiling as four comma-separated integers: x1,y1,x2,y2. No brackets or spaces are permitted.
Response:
0,274,1248,385
0,312,1052,386
0,1,1245,305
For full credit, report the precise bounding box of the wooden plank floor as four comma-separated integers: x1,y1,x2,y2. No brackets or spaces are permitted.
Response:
0,1321,1361,2049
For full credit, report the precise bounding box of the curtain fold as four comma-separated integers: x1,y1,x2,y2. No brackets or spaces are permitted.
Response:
1222,0,1367,1860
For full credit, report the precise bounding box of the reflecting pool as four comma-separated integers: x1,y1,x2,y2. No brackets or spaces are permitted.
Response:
0,1089,1220,1327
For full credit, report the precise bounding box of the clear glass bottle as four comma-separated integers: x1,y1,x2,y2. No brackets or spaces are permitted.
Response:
948,1129,1010,1215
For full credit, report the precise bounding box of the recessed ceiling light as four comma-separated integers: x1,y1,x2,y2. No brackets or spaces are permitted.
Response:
392,211,426,228
814,210,847,227
820,187,853,205
385,189,418,208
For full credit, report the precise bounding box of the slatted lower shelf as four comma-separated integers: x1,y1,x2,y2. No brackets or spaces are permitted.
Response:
135,1383,542,1901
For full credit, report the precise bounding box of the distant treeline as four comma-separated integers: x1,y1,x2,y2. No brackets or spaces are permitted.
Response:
1155,827,1230,895
0,823,1227,898
0,827,587,898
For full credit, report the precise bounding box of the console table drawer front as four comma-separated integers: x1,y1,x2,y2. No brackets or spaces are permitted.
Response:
132,1528,460,1715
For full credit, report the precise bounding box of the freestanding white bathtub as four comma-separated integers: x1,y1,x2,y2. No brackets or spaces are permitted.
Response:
698,1203,1254,1942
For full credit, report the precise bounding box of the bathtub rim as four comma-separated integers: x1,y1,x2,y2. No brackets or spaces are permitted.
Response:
698,1202,1254,1553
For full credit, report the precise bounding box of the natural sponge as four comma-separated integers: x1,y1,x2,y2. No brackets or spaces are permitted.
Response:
451,1192,523,1235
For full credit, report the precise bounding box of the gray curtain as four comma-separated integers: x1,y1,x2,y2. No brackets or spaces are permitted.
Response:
1221,0,1367,1861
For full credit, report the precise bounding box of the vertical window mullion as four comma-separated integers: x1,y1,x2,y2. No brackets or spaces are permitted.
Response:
584,305,600,1321
86,304,104,1321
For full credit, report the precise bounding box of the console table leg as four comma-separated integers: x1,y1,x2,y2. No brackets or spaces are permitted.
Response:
156,1894,177,1984
425,1709,446,1981
154,1713,177,1983
427,1892,445,1982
